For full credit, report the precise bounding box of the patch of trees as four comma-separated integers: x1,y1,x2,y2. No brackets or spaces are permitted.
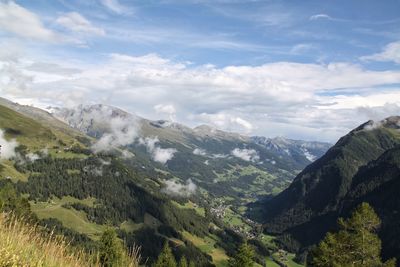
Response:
311,203,396,267
15,155,215,264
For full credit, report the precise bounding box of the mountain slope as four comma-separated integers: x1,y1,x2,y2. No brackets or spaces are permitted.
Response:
340,145,400,261
257,116,400,262
51,104,330,213
0,104,220,266
0,97,88,143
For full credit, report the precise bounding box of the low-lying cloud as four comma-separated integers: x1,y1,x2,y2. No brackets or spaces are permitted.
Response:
0,130,18,160
193,148,207,156
193,148,230,159
162,179,197,197
139,137,177,164
231,148,260,162
92,116,138,153
363,120,384,131
53,105,139,153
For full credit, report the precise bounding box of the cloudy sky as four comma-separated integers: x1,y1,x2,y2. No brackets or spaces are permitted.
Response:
0,0,400,142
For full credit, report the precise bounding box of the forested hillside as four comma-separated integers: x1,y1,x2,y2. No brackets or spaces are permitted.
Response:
257,117,400,263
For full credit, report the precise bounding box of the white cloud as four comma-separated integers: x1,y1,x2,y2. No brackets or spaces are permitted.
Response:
154,104,176,121
196,113,254,133
26,152,40,162
0,130,19,160
121,149,134,158
2,52,400,142
153,147,177,164
309,14,331,21
162,179,197,197
56,12,105,36
139,137,177,164
361,41,400,64
100,0,132,15
53,105,139,153
0,1,58,42
231,148,259,162
193,148,207,156
92,116,138,153
363,120,384,131
212,153,229,159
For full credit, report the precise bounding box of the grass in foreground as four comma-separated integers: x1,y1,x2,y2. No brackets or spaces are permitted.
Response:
0,213,141,267
0,213,97,267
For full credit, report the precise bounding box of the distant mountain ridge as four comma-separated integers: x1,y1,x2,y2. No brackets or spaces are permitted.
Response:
251,136,330,166
51,104,330,163
46,104,332,224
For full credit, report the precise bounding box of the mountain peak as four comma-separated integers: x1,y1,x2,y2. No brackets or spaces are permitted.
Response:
193,124,217,133
354,116,400,132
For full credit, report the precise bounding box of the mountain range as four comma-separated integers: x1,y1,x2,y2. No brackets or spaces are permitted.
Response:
49,103,331,209
0,97,330,266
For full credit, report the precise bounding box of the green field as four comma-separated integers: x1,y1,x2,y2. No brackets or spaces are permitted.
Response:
172,200,206,217
30,196,106,240
0,160,29,181
182,231,229,267
265,257,281,267
120,219,143,232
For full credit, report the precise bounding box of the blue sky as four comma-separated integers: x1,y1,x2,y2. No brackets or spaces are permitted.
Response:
18,0,400,66
0,0,400,141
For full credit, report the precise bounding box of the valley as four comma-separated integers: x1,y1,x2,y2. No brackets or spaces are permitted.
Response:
2,97,399,266
0,99,331,266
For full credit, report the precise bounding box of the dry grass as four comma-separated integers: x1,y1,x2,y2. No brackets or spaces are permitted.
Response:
0,213,141,267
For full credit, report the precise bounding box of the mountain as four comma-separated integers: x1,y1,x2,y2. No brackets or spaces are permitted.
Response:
0,99,327,266
0,97,87,140
256,116,400,262
51,104,331,212
0,103,222,266
251,136,330,167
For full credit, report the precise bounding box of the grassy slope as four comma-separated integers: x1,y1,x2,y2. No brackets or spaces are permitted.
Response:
182,231,229,267
0,105,107,240
30,197,106,240
0,213,97,267
172,200,206,217
0,105,88,181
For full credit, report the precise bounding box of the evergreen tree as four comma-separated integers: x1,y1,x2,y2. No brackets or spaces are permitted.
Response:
188,261,195,267
99,228,125,267
228,242,255,267
312,202,396,267
153,242,177,267
0,183,33,219
178,256,188,267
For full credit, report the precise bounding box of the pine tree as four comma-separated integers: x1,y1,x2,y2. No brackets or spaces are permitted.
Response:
228,242,255,267
178,256,188,267
99,228,125,267
312,202,396,267
153,242,177,267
